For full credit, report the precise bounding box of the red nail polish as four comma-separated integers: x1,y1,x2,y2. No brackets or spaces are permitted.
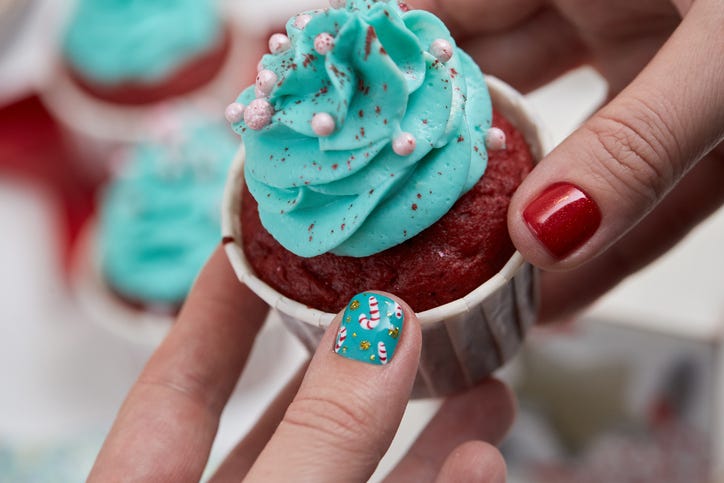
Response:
523,182,601,260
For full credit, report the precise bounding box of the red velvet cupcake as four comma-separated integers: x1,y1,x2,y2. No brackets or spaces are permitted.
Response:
222,1,549,397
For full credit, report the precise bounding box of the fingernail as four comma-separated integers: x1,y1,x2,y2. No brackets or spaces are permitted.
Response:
523,182,602,260
334,292,404,365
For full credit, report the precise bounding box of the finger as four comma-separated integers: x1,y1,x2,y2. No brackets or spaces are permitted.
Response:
508,0,724,270
384,379,514,482
245,292,421,482
208,363,308,482
410,0,544,36
539,142,724,323
461,8,587,93
89,247,269,482
434,441,507,483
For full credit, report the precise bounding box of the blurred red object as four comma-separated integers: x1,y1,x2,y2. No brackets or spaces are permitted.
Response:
0,95,101,270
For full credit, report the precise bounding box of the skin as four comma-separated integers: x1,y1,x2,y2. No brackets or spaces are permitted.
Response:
91,0,723,479
413,0,724,323
89,248,514,482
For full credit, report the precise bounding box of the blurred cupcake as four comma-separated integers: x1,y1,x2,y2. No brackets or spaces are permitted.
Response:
41,0,255,163
73,113,237,344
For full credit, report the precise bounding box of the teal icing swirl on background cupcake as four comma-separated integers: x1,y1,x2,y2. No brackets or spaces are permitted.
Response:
63,0,222,85
99,119,237,305
231,0,492,258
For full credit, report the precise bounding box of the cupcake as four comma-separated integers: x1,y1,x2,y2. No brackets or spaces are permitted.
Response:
73,115,237,344
222,0,549,396
41,0,254,147
61,0,231,106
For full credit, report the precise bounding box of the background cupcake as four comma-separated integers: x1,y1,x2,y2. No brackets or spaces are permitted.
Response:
74,113,238,344
40,0,257,177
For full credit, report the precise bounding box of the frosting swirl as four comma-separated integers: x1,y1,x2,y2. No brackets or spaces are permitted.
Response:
99,119,237,304
232,0,492,257
63,0,222,85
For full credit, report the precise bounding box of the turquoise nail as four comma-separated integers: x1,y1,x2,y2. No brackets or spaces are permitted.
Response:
334,292,404,365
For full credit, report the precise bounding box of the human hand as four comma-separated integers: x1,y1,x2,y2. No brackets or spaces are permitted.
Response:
88,247,514,482
414,0,724,322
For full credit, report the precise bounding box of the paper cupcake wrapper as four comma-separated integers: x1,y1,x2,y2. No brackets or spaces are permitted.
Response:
222,76,551,398
40,22,253,144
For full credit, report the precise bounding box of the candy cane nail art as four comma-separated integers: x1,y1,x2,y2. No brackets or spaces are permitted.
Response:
359,295,380,329
378,342,388,364
337,293,404,365
335,326,347,353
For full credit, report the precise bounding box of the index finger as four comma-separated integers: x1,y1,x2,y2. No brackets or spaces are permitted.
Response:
89,246,269,482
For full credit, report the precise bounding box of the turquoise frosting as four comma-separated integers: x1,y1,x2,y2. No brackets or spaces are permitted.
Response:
63,0,222,84
99,119,237,305
232,0,492,258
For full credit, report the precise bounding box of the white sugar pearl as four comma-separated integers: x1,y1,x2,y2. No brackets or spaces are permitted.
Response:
255,69,277,97
294,13,312,29
329,0,346,8
268,33,290,54
430,39,453,63
224,102,245,123
314,33,335,55
393,132,416,156
311,112,335,136
244,99,274,130
485,127,507,151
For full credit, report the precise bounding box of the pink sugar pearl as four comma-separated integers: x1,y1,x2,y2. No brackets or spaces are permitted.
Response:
485,127,507,151
255,69,277,97
430,39,453,63
294,14,312,29
393,132,416,156
244,99,274,130
224,102,245,123
311,113,335,136
314,33,335,55
268,33,290,54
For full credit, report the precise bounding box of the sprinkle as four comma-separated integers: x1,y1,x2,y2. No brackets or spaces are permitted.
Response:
244,99,274,130
311,112,336,136
430,39,453,63
393,132,416,156
314,33,335,55
255,69,277,97
294,13,312,29
224,102,245,123
329,0,346,8
268,33,290,54
485,127,507,151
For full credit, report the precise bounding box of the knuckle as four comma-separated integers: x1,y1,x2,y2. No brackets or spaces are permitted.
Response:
137,371,217,413
584,98,681,207
282,393,381,453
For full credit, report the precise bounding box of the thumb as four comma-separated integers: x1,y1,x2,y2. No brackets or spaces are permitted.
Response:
508,0,724,269
244,291,421,482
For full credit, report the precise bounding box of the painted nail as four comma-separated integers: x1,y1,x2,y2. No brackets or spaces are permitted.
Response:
523,182,602,260
334,292,404,365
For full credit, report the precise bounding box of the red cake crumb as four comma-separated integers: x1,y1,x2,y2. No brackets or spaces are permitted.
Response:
241,110,534,313
67,27,232,105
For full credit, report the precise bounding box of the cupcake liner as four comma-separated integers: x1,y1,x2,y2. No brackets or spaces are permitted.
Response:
40,21,254,145
222,76,551,398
